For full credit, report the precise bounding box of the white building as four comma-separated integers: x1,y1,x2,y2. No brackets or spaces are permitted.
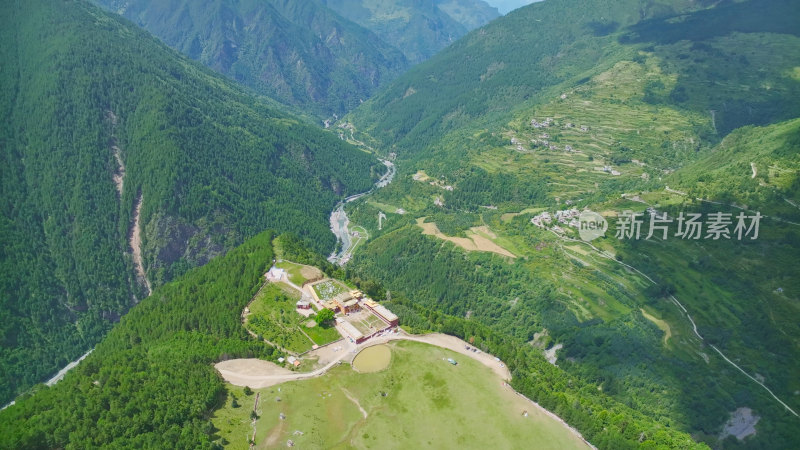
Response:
267,266,286,281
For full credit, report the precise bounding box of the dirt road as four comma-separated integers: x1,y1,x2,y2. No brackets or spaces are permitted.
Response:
215,331,510,388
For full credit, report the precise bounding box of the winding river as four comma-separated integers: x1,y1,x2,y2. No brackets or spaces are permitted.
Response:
328,159,395,265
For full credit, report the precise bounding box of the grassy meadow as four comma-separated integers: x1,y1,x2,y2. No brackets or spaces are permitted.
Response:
212,341,588,449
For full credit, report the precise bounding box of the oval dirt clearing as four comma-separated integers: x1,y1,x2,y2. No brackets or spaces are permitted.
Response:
352,344,391,373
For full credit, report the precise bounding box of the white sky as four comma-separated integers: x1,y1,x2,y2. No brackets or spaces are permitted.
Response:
483,0,542,15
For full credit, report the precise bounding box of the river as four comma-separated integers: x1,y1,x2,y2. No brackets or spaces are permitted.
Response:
328,159,395,265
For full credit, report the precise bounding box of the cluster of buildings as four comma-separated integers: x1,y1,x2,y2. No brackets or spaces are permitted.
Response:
412,171,454,191
335,298,399,345
524,117,592,153
266,266,286,282
599,165,622,176
428,180,453,191
531,117,589,132
277,356,302,368
510,136,526,152
321,289,363,314
259,266,403,369
531,211,552,228
309,285,399,345
364,299,399,327
530,117,554,128
531,208,581,229
317,289,398,326
516,135,573,154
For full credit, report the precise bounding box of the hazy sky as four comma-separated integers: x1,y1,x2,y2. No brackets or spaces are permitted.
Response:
484,0,542,15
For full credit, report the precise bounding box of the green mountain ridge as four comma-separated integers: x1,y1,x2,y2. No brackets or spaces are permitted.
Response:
0,0,381,406
93,0,410,119
322,0,500,63
436,0,501,30
347,0,799,155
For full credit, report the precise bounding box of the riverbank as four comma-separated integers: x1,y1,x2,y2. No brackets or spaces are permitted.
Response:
328,159,395,265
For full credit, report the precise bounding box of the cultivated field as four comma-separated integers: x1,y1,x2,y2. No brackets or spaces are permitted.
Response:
416,218,516,258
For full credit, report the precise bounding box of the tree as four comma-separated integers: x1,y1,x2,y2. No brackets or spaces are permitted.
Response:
243,386,253,396
315,309,335,327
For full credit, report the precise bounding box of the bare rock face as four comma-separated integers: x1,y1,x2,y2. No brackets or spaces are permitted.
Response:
143,212,232,288
720,407,760,441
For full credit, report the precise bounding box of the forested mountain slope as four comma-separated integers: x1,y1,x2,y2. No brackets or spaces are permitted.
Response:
0,0,381,406
321,0,500,63
348,0,799,156
0,232,706,449
338,0,800,447
436,0,500,30
93,0,410,119
0,231,278,448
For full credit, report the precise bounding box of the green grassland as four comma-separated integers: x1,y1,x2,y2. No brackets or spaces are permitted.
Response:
247,284,312,353
210,385,257,448
275,261,322,286
275,261,305,286
304,322,342,347
212,341,588,449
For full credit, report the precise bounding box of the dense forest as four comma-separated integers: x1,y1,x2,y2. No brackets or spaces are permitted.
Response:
321,0,499,63
93,0,410,119
0,0,381,406
0,232,277,448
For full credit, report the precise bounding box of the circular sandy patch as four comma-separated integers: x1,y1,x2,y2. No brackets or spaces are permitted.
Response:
352,345,391,373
